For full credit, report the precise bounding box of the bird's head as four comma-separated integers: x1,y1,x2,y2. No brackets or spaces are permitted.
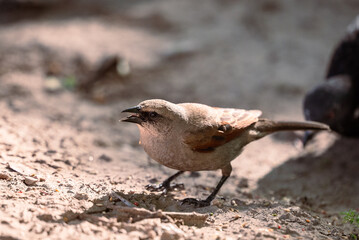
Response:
302,75,354,146
121,99,186,134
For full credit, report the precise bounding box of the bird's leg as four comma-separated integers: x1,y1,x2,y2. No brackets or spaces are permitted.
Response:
181,164,232,207
146,170,184,194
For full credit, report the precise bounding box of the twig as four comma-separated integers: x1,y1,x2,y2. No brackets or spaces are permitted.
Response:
112,192,136,207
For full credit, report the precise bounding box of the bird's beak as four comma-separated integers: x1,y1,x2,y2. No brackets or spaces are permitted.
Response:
121,106,142,124
302,130,315,148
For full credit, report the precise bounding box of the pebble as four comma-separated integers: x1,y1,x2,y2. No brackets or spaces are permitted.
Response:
147,230,156,239
242,222,249,228
44,77,62,93
161,223,185,240
280,197,292,205
279,213,296,222
98,154,112,162
8,162,35,176
37,214,54,222
37,175,46,182
0,172,11,180
116,58,131,77
231,198,247,206
312,219,320,226
238,178,249,188
285,227,300,236
24,176,38,186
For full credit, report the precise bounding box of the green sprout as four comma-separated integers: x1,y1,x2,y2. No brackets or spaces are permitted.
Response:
341,210,359,228
62,76,77,90
341,210,359,240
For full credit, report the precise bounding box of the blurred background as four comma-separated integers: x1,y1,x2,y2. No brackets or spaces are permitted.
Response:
2,0,359,115
1,0,359,238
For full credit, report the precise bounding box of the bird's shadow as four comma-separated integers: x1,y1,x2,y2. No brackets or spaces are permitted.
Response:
255,137,359,212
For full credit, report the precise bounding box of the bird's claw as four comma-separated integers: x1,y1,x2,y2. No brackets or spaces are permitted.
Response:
180,198,211,207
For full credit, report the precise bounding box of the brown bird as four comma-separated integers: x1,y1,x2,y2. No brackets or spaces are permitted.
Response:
122,99,329,207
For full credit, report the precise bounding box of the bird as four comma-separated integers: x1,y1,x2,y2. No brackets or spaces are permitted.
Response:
122,99,329,207
303,16,359,145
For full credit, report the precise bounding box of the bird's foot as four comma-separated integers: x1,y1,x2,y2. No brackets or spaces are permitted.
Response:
180,198,211,207
145,183,184,194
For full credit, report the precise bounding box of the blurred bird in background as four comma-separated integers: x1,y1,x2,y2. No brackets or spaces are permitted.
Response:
303,16,359,145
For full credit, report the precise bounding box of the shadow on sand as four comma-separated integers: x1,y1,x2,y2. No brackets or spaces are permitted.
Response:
255,137,359,212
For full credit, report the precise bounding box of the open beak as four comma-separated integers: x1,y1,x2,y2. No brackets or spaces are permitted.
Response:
302,130,315,148
121,106,142,124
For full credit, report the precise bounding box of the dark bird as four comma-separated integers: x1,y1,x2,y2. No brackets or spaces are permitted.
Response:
122,99,329,207
303,16,359,145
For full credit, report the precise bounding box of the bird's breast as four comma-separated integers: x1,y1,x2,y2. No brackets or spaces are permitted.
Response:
138,128,246,171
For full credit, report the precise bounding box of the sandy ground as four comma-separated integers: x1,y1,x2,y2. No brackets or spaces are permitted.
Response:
0,0,359,239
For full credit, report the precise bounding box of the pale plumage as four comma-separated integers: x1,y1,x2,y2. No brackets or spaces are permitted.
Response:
122,99,329,207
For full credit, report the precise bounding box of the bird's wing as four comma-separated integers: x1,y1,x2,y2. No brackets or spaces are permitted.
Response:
183,108,262,152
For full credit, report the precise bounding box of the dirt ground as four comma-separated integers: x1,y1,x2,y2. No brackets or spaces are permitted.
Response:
0,0,359,239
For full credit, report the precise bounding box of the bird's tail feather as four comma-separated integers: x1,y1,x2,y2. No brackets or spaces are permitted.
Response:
254,119,330,134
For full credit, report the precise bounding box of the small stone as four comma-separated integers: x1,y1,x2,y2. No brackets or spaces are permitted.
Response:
280,197,292,205
62,210,79,223
148,178,158,184
212,198,225,207
238,178,249,188
161,223,185,240
231,198,247,206
147,230,157,239
0,172,11,180
285,227,300,236
279,213,296,222
98,154,112,162
189,172,201,178
74,193,89,200
8,162,35,176
37,214,54,222
93,139,108,148
24,176,38,186
116,58,131,77
312,219,320,226
44,77,63,93
39,176,46,182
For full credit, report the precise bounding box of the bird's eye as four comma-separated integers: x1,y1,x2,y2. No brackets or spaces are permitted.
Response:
149,112,158,118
